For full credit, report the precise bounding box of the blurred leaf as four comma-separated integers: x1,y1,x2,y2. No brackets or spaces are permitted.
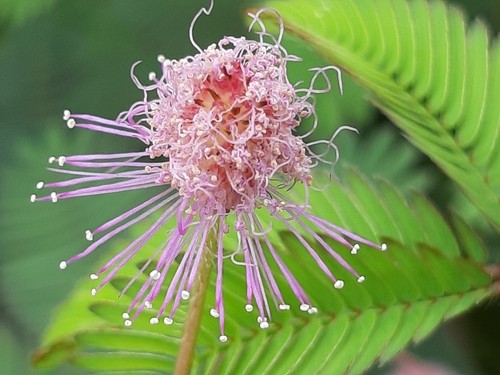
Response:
334,127,435,193
0,0,56,30
0,127,145,336
278,34,376,134
34,169,492,374
0,323,25,374
263,0,500,227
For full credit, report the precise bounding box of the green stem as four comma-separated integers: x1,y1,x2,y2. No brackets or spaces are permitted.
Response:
174,236,214,375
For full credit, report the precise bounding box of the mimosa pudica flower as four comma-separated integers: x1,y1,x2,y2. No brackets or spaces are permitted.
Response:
31,4,386,343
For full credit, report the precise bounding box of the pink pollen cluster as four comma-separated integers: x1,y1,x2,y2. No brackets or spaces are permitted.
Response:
149,37,313,213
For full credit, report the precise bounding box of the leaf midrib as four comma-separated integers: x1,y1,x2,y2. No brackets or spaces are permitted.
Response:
198,284,491,368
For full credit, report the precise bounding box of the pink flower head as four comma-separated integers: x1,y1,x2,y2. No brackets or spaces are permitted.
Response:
32,5,386,342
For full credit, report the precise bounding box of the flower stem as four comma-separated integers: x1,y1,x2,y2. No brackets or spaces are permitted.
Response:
174,236,214,375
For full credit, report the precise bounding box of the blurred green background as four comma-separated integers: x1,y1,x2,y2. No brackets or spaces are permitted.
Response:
0,0,498,374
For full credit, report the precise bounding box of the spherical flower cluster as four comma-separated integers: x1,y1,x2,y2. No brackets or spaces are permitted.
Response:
150,36,313,214
31,7,386,342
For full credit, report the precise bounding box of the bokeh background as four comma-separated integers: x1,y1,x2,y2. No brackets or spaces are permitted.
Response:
0,0,498,374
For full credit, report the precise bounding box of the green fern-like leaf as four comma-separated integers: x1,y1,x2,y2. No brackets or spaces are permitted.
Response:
262,0,500,227
33,169,492,374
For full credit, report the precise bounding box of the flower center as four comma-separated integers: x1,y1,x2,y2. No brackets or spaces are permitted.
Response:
148,40,313,214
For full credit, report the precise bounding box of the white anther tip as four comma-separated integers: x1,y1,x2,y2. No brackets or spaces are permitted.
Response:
308,307,318,314
357,276,366,283
85,230,94,241
63,110,71,120
122,312,130,319
59,261,67,270
381,243,388,251
278,304,290,311
219,335,228,343
89,273,98,280
58,156,66,166
210,309,220,318
36,181,44,189
150,317,159,325
181,290,190,300
149,270,161,280
351,244,360,255
124,319,132,327
144,301,153,309
163,317,173,325
66,119,76,129
50,192,58,203
91,288,97,296
245,304,253,312
334,280,345,289
30,194,37,203
259,321,269,329
157,54,166,63
48,156,56,164
148,72,156,81
300,303,310,311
